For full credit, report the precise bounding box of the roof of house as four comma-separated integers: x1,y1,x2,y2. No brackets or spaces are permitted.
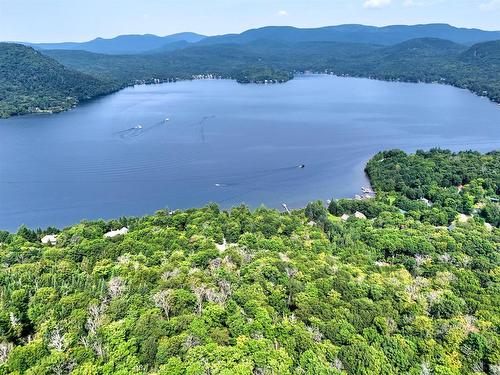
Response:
41,234,57,244
104,227,129,238
354,211,367,219
458,214,471,223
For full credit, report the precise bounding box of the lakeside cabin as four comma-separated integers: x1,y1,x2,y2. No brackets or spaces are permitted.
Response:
340,211,367,221
216,238,227,252
354,211,367,220
361,186,374,194
420,198,433,207
457,214,472,223
341,214,350,221
104,227,129,238
41,234,57,245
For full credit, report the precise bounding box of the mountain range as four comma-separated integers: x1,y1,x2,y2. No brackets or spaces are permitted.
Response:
24,24,500,55
198,24,500,47
25,32,206,54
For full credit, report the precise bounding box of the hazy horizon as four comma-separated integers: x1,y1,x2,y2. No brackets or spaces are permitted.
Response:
1,0,500,43
6,23,500,45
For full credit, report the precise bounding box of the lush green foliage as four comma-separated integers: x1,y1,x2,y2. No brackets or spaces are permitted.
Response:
0,43,117,118
0,150,498,374
365,149,500,226
341,39,500,103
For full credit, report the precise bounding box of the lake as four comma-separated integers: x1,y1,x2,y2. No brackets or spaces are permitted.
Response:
1,75,499,231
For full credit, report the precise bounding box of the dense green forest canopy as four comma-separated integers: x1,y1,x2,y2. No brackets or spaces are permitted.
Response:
0,150,498,374
0,43,117,118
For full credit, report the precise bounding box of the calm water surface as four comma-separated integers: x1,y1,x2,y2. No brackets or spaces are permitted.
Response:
1,75,499,230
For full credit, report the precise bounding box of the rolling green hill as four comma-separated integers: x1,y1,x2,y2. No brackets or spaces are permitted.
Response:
0,43,118,118
462,40,500,65
377,38,467,57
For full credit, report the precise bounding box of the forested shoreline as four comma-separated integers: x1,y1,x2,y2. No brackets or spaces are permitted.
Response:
1,35,499,118
0,43,119,118
0,149,498,374
43,38,500,105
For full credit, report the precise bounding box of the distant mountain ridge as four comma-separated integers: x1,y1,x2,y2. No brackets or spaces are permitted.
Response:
27,32,206,54
21,24,500,55
199,24,500,46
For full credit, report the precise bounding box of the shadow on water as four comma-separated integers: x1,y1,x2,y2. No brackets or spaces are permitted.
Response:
216,166,309,204
197,115,216,142
114,115,214,142
213,164,308,203
1,163,308,188
213,164,306,187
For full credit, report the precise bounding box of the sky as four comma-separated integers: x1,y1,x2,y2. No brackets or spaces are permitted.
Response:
1,0,499,43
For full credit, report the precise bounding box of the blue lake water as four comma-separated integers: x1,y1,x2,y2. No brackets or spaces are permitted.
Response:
0,75,499,230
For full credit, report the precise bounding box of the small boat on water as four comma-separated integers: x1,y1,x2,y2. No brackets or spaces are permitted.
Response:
297,164,306,169
165,118,170,122
135,125,143,129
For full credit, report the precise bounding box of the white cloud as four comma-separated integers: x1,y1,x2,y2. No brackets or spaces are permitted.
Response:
363,0,392,8
277,10,288,16
480,0,500,11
